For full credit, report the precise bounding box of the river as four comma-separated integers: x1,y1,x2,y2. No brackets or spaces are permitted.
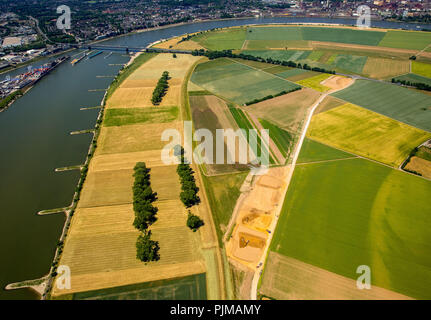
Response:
0,16,429,300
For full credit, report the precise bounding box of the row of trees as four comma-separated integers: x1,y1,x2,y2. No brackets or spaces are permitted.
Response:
245,87,301,106
191,49,336,74
392,78,431,92
151,71,170,105
132,162,160,262
174,146,204,231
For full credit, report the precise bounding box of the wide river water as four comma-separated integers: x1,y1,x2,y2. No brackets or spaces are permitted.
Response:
0,16,429,300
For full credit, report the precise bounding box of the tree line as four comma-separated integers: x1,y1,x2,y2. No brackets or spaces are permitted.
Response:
132,162,160,262
191,49,336,75
392,78,431,92
245,87,301,106
152,71,170,105
174,146,204,232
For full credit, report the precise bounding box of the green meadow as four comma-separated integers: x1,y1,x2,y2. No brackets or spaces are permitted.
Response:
193,27,246,50
297,138,353,164
378,30,431,50
103,107,179,127
271,157,431,299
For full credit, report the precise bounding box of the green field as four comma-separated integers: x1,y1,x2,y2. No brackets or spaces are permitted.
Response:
412,61,431,78
229,107,275,164
378,30,431,50
103,107,178,126
329,54,368,74
270,157,431,299
393,73,431,86
296,73,332,92
243,50,311,63
308,103,431,167
332,80,431,132
201,171,249,243
416,146,431,161
246,26,386,46
259,119,294,159
275,68,309,79
193,28,246,50
297,138,353,164
190,58,300,105
67,273,207,300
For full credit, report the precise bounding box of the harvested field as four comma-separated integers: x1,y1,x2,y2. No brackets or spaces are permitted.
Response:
154,36,204,51
332,80,431,132
106,86,181,109
97,121,182,155
405,156,431,179
270,157,431,299
246,88,320,133
308,103,431,167
52,52,218,299
260,252,412,300
362,58,410,79
190,58,300,105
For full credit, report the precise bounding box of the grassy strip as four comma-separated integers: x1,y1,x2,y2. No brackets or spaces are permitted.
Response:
103,106,178,127
188,90,213,96
259,119,294,159
105,52,158,101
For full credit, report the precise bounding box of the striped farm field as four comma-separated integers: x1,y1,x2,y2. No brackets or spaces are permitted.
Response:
308,103,431,167
393,73,431,86
378,30,431,50
269,155,431,299
332,80,431,132
246,26,386,46
52,53,219,299
190,58,300,105
258,119,294,158
362,57,410,79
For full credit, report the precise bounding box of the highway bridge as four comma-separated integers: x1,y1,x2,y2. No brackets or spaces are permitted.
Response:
78,44,193,54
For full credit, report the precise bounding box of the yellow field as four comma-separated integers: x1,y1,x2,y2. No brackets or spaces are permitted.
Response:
106,86,181,108
362,58,410,79
52,53,220,298
308,103,431,167
260,252,411,300
296,73,332,92
412,61,431,78
96,121,183,155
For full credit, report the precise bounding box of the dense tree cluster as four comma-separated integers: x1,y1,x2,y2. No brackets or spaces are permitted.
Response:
136,231,160,262
152,71,170,105
191,49,336,74
392,78,431,92
174,146,204,230
245,87,301,105
132,162,160,262
186,211,205,232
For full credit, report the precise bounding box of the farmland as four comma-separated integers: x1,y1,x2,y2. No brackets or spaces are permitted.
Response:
246,88,320,133
412,61,431,78
269,157,431,299
332,80,431,132
296,73,332,92
246,26,386,46
308,103,431,167
394,73,431,86
190,58,300,105
193,27,247,50
378,30,431,50
51,53,221,299
297,138,353,164
362,58,410,79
